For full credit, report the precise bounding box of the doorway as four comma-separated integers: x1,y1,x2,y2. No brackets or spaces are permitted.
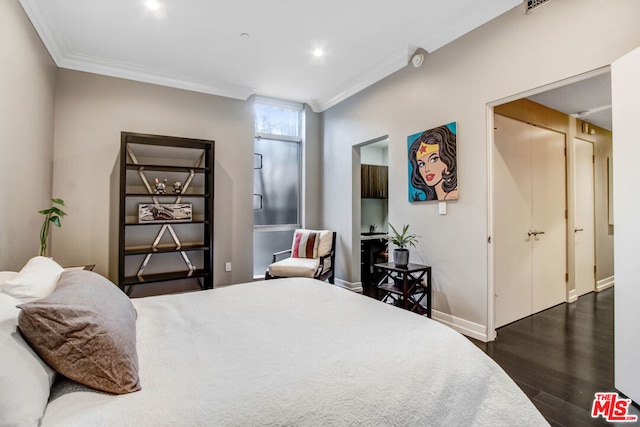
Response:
355,136,389,297
488,68,614,336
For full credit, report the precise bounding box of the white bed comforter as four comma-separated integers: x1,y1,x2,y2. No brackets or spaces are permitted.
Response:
42,278,548,426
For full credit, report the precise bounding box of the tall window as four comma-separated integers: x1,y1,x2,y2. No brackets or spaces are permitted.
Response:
253,97,303,276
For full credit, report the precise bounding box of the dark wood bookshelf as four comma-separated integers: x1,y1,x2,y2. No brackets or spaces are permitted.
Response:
122,269,209,286
119,132,214,293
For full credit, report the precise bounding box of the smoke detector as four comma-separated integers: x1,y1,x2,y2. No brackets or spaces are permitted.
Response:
411,53,424,68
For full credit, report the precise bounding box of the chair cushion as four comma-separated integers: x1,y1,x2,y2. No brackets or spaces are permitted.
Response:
268,257,320,278
317,230,333,257
291,229,333,259
292,229,321,258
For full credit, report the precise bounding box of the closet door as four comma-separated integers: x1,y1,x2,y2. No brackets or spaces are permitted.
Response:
573,138,596,296
494,114,534,327
494,114,566,327
530,124,567,313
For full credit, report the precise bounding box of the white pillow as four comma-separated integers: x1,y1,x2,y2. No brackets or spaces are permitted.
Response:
1,257,64,302
0,292,56,426
0,271,19,286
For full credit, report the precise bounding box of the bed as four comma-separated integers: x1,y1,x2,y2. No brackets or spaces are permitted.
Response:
1,258,548,426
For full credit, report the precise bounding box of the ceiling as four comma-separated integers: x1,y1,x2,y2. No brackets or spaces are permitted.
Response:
19,0,524,112
527,71,612,131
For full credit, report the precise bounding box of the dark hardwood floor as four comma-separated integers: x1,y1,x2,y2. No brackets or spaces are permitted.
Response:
469,288,639,426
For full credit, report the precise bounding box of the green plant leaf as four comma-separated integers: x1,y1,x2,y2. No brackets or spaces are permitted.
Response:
388,223,419,249
38,198,66,257
49,207,67,216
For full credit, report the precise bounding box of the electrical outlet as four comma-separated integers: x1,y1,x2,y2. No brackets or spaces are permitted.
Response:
225,262,231,272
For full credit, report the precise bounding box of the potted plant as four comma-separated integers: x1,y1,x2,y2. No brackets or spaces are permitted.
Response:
39,198,67,256
388,223,418,268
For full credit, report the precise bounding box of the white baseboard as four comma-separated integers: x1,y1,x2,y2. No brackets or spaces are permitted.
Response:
568,288,578,303
597,275,614,292
334,279,363,294
431,310,488,342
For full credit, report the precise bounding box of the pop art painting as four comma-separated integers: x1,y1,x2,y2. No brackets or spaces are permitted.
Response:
407,122,458,202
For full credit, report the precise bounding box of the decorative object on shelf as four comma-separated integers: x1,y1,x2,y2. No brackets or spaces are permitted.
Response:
407,122,459,202
38,198,67,256
154,178,167,194
172,181,183,194
387,223,418,268
138,203,192,223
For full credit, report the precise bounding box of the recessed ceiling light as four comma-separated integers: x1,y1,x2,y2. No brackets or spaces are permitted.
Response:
145,0,160,11
313,49,324,58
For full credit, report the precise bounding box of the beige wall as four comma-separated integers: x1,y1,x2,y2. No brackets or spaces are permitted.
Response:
52,70,255,287
0,0,57,270
322,0,640,337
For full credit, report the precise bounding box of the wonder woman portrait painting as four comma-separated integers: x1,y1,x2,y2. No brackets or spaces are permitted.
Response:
407,122,458,202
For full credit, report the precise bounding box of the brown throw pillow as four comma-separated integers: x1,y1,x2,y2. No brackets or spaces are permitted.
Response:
17,270,141,394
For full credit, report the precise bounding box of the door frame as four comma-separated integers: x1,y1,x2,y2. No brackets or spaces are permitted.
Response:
486,66,610,340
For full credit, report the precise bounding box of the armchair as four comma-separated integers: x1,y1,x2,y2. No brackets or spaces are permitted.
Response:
265,229,336,284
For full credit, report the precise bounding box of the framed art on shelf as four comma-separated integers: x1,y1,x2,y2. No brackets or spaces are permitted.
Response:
138,203,192,223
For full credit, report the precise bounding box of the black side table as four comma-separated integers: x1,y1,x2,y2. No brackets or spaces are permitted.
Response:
374,262,432,318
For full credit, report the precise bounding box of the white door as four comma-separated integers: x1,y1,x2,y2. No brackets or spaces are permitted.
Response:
574,138,596,296
494,115,533,327
531,124,567,313
494,114,567,327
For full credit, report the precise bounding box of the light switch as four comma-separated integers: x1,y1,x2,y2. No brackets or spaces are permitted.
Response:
438,202,447,215
225,262,232,272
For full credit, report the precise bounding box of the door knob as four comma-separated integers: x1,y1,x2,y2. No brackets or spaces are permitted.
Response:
528,229,545,236
574,228,584,232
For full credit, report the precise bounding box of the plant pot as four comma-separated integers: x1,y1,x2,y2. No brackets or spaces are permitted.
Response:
393,248,410,268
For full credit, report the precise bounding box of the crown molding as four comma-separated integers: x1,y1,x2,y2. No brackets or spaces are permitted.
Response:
19,0,416,111
419,0,522,53
19,0,65,64
59,53,255,100
311,46,414,112
19,0,255,100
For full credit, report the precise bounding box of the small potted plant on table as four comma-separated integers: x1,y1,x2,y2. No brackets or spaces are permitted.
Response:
388,223,418,268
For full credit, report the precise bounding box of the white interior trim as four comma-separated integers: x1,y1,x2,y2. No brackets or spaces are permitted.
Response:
485,106,497,341
334,279,363,293
432,310,488,342
596,276,614,292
